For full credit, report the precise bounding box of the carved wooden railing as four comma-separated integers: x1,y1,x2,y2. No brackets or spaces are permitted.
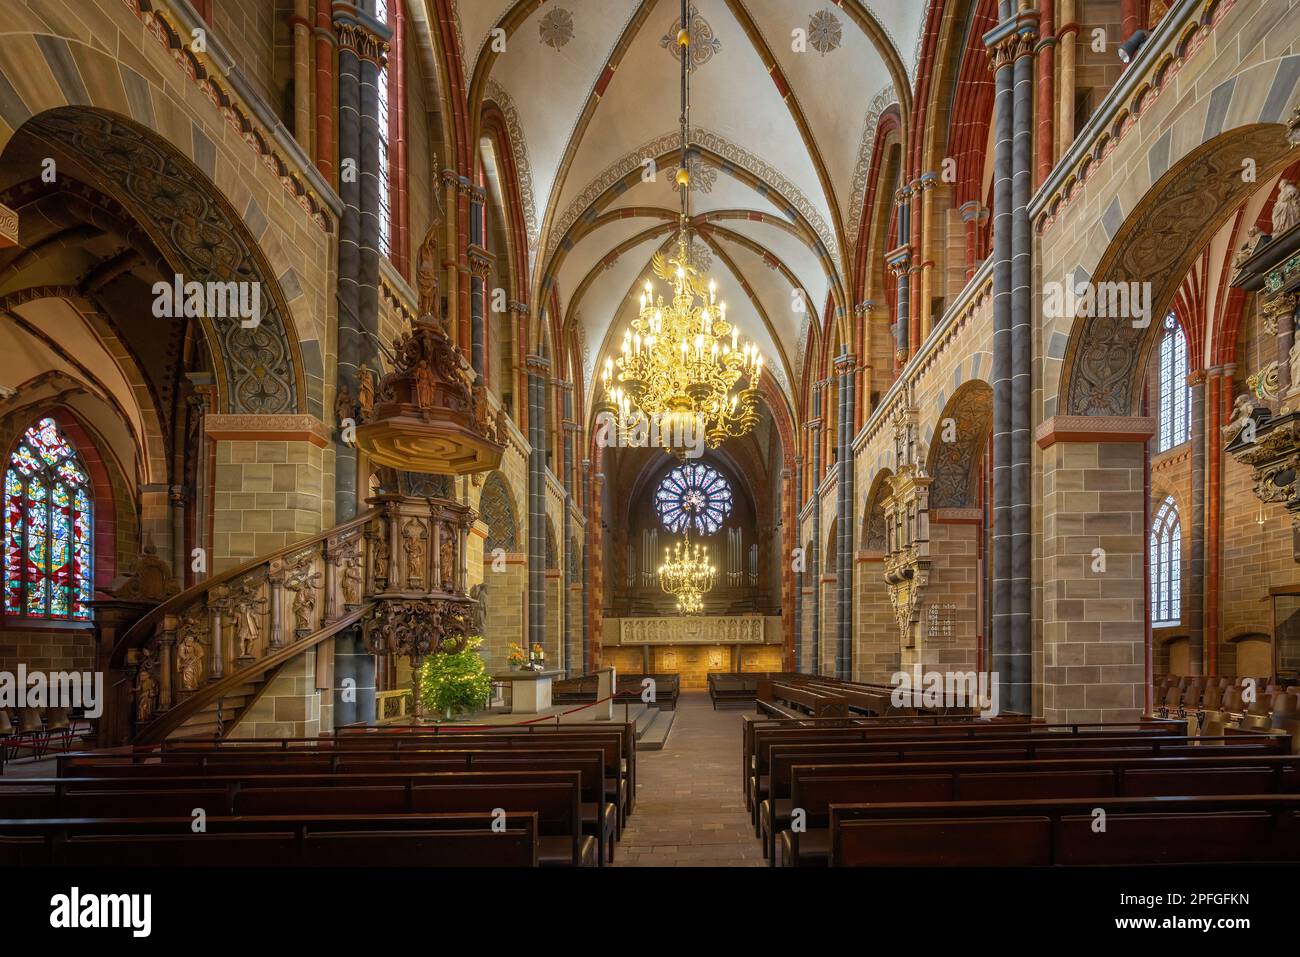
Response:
112,492,479,744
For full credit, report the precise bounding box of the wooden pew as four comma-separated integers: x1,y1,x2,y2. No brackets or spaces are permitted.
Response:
776,755,1300,865
0,812,540,867
748,726,1244,823
740,716,1178,809
756,681,849,719
827,795,1300,866
63,735,635,828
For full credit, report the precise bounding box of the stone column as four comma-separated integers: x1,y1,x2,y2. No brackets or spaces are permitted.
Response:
332,3,390,523
469,216,491,381
834,352,856,680
1277,296,1297,397
792,456,803,672
291,0,312,152
985,6,1037,714
1056,0,1077,162
986,9,1017,710
1036,0,1056,187
1037,416,1154,722
808,385,823,673
1010,10,1038,714
582,456,593,673
526,354,550,657
1188,370,1207,674
889,196,911,369
562,388,578,677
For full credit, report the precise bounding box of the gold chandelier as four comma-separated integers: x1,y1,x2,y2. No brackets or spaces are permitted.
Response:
601,1,763,451
657,531,715,615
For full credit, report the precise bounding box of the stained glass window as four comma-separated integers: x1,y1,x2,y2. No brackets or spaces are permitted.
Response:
1158,313,1190,452
1150,495,1181,627
4,417,93,621
655,464,733,535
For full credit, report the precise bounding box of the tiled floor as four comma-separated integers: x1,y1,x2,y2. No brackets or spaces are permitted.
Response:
614,691,765,867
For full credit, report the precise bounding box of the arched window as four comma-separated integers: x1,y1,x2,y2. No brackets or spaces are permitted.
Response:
4,417,94,621
1158,312,1189,451
1150,495,1181,627
655,464,733,535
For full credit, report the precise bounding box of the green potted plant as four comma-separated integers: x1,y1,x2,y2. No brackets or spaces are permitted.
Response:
420,636,494,720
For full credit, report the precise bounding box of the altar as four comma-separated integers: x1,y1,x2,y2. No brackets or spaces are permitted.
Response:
493,669,563,714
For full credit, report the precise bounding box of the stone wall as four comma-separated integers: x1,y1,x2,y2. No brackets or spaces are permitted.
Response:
853,554,897,682
922,518,980,673
1040,433,1149,722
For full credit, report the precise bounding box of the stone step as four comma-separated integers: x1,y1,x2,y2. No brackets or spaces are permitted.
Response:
636,708,675,751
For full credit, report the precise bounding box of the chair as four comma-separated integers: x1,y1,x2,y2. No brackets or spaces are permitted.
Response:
44,708,73,752
14,708,47,759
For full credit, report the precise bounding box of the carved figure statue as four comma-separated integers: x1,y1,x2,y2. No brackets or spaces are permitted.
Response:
135,652,159,722
440,522,456,591
1274,180,1300,236
469,582,488,635
1222,393,1260,444
235,599,259,658
342,556,362,605
413,360,436,410
372,528,390,588
356,363,376,422
1234,226,1266,270
403,520,427,588
288,573,320,632
176,630,203,692
416,230,440,321
335,384,354,429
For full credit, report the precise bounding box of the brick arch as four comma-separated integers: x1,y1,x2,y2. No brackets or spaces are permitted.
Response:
1058,123,1298,416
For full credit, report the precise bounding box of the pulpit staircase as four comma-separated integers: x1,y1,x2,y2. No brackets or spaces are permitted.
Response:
102,492,477,746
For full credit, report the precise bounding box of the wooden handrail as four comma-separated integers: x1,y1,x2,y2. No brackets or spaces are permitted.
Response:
112,508,380,669
132,606,367,745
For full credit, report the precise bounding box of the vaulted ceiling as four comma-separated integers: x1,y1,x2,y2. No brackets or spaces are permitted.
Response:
461,0,925,412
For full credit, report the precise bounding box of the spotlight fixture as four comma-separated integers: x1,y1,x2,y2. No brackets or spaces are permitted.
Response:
1117,29,1149,64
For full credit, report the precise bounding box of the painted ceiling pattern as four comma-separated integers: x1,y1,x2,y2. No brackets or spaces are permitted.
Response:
468,0,927,411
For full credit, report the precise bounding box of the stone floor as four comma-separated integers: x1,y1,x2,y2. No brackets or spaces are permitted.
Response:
614,691,765,867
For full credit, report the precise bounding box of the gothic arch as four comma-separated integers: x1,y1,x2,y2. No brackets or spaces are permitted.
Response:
861,467,894,551
480,470,520,553
1058,123,1298,416
9,107,308,416
926,381,992,509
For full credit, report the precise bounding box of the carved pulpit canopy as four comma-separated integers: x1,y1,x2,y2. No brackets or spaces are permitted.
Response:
354,314,508,475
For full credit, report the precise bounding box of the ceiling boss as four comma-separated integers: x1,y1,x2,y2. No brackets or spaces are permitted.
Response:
601,0,764,453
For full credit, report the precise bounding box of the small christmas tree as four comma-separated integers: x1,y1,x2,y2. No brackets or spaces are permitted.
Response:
420,636,493,718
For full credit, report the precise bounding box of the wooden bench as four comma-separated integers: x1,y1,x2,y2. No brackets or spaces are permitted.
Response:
64,733,636,826
709,674,759,708
0,812,540,867
776,755,1300,865
747,725,1222,821
756,681,849,719
827,795,1300,866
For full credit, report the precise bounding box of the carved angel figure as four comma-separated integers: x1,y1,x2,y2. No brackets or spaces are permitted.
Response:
1274,180,1300,237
